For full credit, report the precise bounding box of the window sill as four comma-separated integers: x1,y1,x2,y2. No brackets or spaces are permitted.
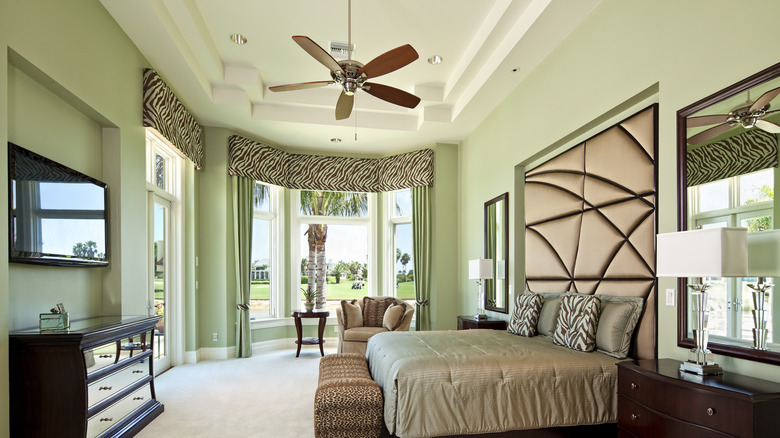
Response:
249,315,337,330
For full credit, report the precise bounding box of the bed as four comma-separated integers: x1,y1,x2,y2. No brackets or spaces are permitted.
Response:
366,105,659,437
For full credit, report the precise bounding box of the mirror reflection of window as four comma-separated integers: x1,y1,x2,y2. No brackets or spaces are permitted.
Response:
688,168,775,347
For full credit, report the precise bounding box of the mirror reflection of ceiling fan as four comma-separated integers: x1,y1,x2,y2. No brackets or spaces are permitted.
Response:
269,0,421,120
686,86,780,144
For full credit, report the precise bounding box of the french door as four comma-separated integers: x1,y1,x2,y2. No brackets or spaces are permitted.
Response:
150,194,171,373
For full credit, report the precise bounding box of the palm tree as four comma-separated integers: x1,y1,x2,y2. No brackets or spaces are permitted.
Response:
300,258,308,276
300,190,368,309
331,261,350,284
400,252,411,276
253,182,270,208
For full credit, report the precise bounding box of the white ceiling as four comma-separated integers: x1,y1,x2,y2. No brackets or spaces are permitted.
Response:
101,0,600,155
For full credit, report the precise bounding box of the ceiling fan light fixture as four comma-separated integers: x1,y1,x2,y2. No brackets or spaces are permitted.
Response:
230,34,247,45
428,55,443,65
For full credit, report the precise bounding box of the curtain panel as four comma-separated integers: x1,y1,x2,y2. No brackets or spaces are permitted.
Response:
143,69,204,170
227,135,433,192
232,176,254,358
412,186,432,331
687,129,778,187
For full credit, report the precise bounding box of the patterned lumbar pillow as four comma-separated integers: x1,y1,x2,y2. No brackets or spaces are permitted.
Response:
340,299,363,329
594,295,644,358
553,293,601,352
382,303,406,331
362,297,395,327
507,292,543,337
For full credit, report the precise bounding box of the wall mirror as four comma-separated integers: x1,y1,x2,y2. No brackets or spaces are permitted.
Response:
485,192,509,313
677,61,780,365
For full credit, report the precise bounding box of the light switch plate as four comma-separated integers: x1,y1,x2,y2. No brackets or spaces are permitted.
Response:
665,289,675,306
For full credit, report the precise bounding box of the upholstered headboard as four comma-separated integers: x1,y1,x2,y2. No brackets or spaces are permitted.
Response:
524,105,658,360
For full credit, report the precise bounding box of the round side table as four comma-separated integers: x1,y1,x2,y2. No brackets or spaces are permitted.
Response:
291,309,330,357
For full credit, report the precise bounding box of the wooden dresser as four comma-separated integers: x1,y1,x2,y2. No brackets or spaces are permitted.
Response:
10,315,164,438
617,358,780,438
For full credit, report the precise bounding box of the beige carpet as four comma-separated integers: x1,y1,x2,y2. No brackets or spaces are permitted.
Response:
137,344,338,438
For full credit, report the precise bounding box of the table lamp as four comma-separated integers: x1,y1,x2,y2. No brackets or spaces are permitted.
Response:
657,227,748,375
469,258,493,321
747,229,780,351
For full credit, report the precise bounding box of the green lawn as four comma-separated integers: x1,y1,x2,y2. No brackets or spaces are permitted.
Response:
250,280,415,300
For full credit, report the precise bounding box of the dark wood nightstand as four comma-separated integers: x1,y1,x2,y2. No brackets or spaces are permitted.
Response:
456,315,507,331
617,358,780,438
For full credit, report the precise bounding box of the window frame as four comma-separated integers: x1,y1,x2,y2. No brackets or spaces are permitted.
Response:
250,182,282,320
386,190,413,300
291,189,376,313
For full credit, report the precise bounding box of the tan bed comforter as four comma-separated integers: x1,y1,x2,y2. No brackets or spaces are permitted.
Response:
366,329,622,438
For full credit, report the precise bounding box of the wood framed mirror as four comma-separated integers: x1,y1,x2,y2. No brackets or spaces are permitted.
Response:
677,61,780,366
485,192,509,313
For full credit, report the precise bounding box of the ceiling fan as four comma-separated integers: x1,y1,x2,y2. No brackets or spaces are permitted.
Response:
686,86,780,144
268,1,421,120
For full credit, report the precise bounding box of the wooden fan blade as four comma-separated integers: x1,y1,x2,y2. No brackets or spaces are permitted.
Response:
269,80,333,92
687,123,734,145
335,91,354,120
356,44,419,79
686,114,731,128
749,86,780,112
292,36,344,74
363,82,421,108
755,119,780,133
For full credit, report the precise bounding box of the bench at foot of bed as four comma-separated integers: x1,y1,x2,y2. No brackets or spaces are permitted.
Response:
315,353,383,438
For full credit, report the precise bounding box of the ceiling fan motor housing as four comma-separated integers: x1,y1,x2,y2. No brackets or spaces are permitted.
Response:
331,60,366,95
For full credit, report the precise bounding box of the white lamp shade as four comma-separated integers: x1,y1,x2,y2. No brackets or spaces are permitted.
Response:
656,227,747,278
747,229,780,277
469,258,493,280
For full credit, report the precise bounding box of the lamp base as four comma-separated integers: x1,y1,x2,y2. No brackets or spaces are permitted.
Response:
474,313,487,321
679,361,723,376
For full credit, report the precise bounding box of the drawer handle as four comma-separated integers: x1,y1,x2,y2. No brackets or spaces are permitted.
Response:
132,370,144,374
133,396,145,400
630,413,639,421
98,386,113,391
707,407,715,416
98,354,112,358
630,382,638,390
100,418,113,422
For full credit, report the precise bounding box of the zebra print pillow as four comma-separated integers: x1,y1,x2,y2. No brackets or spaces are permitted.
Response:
553,294,601,352
507,292,543,337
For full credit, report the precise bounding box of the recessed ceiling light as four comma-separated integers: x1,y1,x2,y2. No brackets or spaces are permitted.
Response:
330,138,342,143
428,55,443,65
230,34,247,45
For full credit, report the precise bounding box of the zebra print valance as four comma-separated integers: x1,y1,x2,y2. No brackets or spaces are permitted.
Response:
228,135,434,192
143,69,204,170
687,129,778,187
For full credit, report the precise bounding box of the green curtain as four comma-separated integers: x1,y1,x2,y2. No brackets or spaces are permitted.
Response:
412,186,432,331
485,203,496,307
232,176,254,358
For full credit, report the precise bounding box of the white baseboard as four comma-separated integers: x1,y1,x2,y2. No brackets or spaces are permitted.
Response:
183,337,338,363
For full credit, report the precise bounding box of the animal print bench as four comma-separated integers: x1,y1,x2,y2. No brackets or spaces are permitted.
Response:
314,353,383,438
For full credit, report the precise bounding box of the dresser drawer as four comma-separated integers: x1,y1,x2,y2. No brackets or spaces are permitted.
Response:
619,365,751,436
87,385,154,438
88,360,150,408
618,395,733,438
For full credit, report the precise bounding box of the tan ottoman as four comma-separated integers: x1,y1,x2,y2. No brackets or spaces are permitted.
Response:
314,353,383,438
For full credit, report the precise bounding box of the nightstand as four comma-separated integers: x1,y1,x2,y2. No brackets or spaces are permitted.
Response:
617,358,780,438
456,315,507,330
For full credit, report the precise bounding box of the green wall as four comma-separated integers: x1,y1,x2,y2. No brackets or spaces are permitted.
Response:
458,0,780,381
1,1,153,435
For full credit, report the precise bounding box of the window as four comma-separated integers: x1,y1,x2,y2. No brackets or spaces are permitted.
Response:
688,168,774,345
295,190,373,313
145,129,185,373
389,189,415,308
251,182,280,319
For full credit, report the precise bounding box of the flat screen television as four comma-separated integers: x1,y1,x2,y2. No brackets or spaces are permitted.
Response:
8,142,109,267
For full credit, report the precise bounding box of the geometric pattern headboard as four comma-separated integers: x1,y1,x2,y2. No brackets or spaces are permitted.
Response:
524,104,658,359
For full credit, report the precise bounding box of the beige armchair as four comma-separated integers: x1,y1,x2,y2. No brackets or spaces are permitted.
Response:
336,297,414,355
